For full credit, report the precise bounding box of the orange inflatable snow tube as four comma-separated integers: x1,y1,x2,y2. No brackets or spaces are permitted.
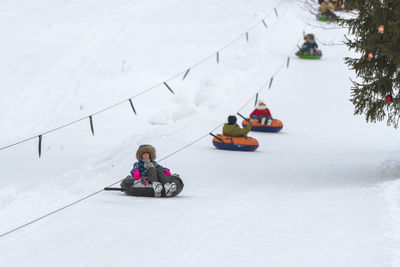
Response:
242,119,283,132
212,134,259,151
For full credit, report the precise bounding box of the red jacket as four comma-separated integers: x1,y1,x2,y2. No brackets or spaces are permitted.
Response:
250,108,271,118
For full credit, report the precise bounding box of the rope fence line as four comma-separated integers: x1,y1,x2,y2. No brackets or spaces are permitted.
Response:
0,0,288,155
0,26,307,238
0,0,321,238
0,180,120,238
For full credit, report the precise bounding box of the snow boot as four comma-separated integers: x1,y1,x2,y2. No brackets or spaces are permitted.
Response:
164,182,177,197
152,182,163,197
261,117,267,125
267,119,272,126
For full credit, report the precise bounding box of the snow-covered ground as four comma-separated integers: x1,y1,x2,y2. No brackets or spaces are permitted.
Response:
1,0,400,266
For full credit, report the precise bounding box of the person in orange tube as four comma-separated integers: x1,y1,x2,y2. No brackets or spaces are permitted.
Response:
249,100,272,126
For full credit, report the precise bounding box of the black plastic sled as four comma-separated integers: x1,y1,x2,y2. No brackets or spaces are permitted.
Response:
105,174,184,197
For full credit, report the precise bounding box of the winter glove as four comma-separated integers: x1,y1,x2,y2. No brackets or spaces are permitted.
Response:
133,169,140,180
164,169,171,176
252,115,258,119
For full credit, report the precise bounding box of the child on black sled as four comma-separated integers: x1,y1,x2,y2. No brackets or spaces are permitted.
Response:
130,144,177,197
295,33,321,56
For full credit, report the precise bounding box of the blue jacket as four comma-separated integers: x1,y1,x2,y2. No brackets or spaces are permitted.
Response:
130,160,169,176
302,41,318,50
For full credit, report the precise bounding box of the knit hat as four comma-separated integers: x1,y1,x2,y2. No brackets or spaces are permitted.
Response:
227,115,237,125
136,144,156,161
304,33,315,41
257,100,267,110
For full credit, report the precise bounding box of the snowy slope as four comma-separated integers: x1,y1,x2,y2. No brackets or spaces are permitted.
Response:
1,0,400,266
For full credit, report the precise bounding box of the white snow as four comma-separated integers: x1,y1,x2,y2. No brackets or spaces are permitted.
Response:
1,0,400,266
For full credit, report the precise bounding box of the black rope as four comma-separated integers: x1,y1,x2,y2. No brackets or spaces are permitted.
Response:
209,132,225,143
0,2,298,238
89,116,94,136
38,135,42,158
158,123,223,162
182,68,191,80
0,0,286,153
128,99,137,115
0,180,121,238
262,19,268,29
0,53,288,237
255,93,259,106
164,82,175,94
0,123,224,239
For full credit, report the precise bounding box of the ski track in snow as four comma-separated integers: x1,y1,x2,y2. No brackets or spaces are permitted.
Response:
1,0,400,266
